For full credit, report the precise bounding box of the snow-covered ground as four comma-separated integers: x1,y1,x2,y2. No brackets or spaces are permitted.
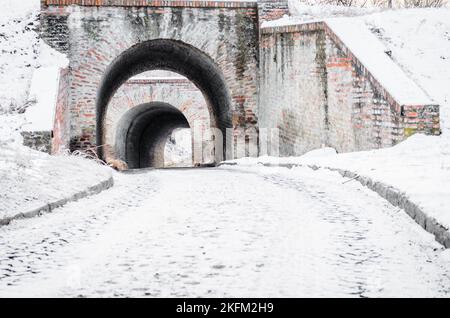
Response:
0,0,40,116
1,0,449,297
260,4,450,235
0,0,68,136
1,168,449,297
0,0,112,223
227,134,450,229
0,143,112,221
164,128,193,167
363,8,450,133
266,4,450,131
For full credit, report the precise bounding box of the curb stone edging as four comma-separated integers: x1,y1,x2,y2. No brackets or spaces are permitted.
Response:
0,175,114,226
316,165,450,249
220,162,450,248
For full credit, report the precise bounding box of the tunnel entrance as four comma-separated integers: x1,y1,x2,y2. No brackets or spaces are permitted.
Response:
97,39,233,165
164,128,193,168
115,102,190,169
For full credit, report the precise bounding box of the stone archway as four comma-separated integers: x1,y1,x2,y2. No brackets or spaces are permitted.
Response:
96,39,233,161
115,102,190,169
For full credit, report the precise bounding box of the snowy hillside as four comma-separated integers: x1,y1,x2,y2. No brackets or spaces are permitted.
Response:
0,0,40,115
0,0,113,223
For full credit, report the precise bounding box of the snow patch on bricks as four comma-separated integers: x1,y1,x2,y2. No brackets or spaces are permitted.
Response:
261,3,379,28
325,17,434,106
266,6,450,133
23,42,69,132
0,144,113,224
362,8,450,134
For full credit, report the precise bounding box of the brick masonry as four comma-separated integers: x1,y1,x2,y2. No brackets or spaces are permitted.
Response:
39,0,440,160
259,21,440,156
40,0,259,156
104,77,214,165
257,0,289,26
52,68,70,154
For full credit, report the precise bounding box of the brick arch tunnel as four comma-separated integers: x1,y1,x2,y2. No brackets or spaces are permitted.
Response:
96,39,233,163
115,102,190,169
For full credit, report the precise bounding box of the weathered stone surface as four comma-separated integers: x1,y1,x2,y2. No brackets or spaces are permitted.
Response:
21,131,52,154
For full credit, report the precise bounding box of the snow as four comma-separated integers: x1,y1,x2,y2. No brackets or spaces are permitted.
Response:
23,43,69,132
261,3,381,27
362,8,450,134
0,168,449,297
326,17,434,106
0,0,68,136
0,0,113,223
227,133,450,229
164,128,193,167
259,5,450,233
263,6,435,106
130,70,186,81
0,0,40,115
0,143,112,221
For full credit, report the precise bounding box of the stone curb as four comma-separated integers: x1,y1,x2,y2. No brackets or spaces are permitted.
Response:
220,162,450,248
0,175,114,227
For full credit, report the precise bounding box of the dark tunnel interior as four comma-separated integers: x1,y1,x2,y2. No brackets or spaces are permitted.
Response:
115,102,190,169
97,39,232,162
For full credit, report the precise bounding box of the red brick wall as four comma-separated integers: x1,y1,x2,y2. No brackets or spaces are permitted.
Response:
259,22,440,156
43,0,258,8
41,3,259,156
103,78,214,165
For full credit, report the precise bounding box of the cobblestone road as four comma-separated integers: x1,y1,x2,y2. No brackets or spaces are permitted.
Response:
0,166,449,297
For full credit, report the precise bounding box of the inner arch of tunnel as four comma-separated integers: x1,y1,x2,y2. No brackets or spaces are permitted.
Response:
116,102,190,169
96,39,233,161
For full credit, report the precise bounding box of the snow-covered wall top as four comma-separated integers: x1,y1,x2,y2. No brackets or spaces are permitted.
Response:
261,19,436,108
325,18,434,107
259,13,440,157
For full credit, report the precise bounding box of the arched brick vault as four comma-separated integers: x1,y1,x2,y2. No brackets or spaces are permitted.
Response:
115,102,189,169
103,77,213,165
41,4,259,157
43,1,439,161
46,1,315,161
97,39,234,160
